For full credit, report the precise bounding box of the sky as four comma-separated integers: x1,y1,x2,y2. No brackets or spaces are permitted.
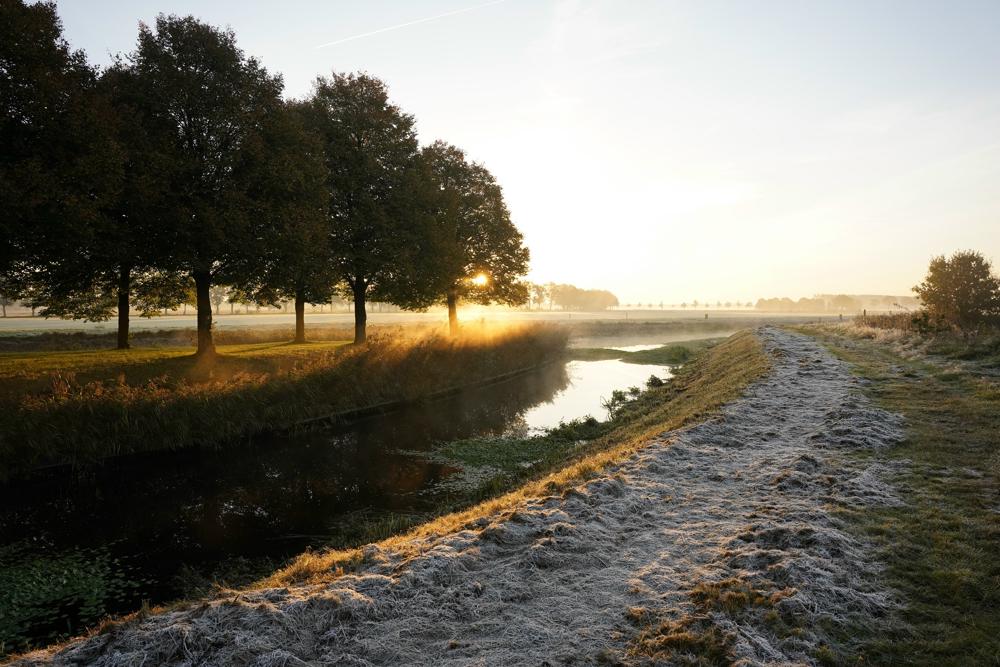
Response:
54,0,1000,305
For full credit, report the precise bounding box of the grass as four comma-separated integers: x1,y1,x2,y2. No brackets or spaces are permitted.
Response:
0,340,351,399
628,578,771,666
0,323,425,353
570,337,724,365
844,319,1000,369
261,329,769,587
802,325,1000,665
0,324,568,478
3,329,770,660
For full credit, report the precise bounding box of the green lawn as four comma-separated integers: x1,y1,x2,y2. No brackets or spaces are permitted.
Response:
804,326,1000,665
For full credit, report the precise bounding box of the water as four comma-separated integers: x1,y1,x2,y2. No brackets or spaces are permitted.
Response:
0,356,671,653
605,343,664,352
518,359,668,431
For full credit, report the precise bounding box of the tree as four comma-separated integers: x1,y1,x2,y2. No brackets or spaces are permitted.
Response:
530,283,549,311
0,0,128,340
230,100,331,343
209,285,229,315
27,59,196,349
0,276,16,317
547,283,618,311
128,15,284,356
302,72,422,344
914,250,1000,329
416,141,529,334
830,294,859,312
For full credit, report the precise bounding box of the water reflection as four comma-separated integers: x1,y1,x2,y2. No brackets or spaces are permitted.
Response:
517,359,671,431
606,343,663,352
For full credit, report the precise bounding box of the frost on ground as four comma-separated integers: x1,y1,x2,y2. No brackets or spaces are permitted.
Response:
14,328,906,666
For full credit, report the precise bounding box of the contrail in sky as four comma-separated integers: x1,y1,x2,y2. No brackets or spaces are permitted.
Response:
316,0,508,49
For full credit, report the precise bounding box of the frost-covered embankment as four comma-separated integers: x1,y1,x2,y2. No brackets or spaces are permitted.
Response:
14,328,905,666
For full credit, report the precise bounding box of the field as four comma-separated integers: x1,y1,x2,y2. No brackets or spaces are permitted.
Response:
0,324,568,478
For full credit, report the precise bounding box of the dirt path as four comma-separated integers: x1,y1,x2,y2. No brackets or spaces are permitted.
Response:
17,328,906,666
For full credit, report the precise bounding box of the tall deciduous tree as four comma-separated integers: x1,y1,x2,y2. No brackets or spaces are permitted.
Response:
302,73,421,344
30,62,191,349
231,100,332,343
129,15,284,356
0,0,119,320
914,250,1000,329
418,141,529,334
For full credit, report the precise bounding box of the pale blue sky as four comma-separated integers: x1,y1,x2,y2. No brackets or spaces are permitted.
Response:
55,1,1000,303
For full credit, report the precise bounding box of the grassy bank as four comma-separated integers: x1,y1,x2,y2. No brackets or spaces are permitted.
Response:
3,330,768,660
264,329,769,586
0,325,567,478
0,323,434,353
803,325,1000,664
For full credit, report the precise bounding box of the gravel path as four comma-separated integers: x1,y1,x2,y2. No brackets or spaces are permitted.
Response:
15,328,906,666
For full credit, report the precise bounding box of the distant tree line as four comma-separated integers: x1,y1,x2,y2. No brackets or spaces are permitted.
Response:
0,2,529,352
524,283,619,311
755,295,861,313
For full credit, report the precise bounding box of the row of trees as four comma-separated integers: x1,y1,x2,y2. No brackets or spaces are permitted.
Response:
1,3,529,353
524,283,619,311
754,294,862,313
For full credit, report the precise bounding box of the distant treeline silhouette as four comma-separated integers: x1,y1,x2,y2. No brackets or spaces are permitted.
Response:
0,3,530,351
524,283,619,311
754,294,919,313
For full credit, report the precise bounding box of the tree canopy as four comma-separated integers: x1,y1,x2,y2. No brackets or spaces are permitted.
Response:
914,250,1000,329
418,141,529,333
128,14,285,355
1,3,534,348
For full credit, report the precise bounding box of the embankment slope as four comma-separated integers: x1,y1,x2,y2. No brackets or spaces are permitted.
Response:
12,328,905,665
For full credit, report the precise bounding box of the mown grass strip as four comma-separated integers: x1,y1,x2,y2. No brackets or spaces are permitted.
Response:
803,326,1000,665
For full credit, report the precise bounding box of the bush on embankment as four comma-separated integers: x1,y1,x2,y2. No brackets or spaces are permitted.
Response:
0,325,567,478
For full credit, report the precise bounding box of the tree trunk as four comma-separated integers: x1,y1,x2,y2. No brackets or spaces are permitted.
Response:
193,270,215,357
116,264,132,350
352,280,367,344
294,290,306,343
447,290,459,336
230,302,234,314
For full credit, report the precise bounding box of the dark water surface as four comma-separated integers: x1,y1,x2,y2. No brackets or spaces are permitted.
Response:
0,356,671,653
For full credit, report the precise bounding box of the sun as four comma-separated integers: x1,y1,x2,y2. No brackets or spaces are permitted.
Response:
470,273,489,287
